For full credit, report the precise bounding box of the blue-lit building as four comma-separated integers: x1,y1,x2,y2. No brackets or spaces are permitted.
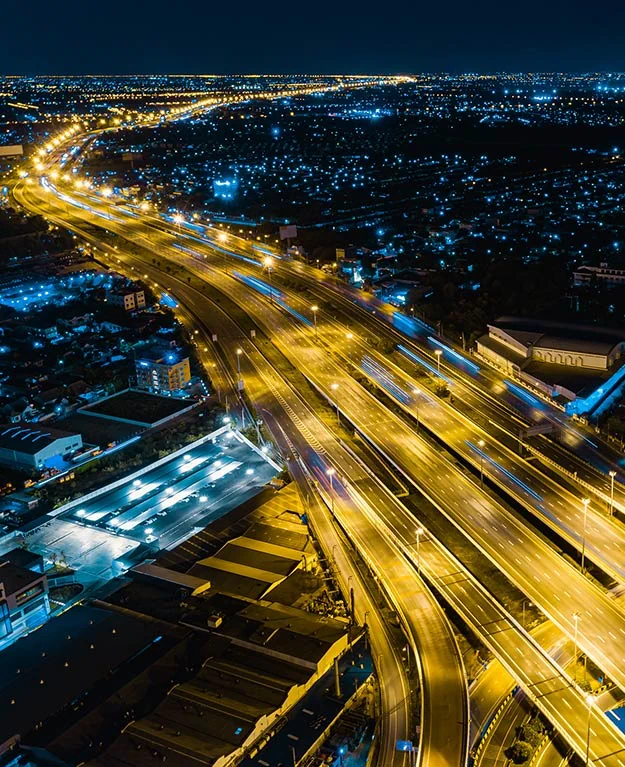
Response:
213,177,239,200
477,318,625,414
135,346,191,393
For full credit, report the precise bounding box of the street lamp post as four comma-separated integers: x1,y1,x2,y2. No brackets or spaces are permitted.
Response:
522,599,532,629
236,348,242,379
326,467,336,514
311,305,318,339
414,393,419,432
331,383,340,424
218,231,228,271
581,497,590,575
434,348,442,374
478,439,485,488
585,694,595,767
345,331,354,356
264,256,274,303
609,470,616,516
415,527,424,574
573,611,581,679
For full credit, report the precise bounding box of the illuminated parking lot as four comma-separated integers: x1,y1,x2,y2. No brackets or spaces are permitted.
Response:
65,430,277,549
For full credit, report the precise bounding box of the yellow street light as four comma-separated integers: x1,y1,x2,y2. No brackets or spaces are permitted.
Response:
434,348,443,373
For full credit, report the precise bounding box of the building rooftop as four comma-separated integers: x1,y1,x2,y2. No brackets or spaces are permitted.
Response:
0,604,182,752
0,547,43,571
0,561,42,596
492,317,625,356
0,424,80,455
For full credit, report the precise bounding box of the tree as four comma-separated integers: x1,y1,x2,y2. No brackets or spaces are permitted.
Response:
507,741,533,764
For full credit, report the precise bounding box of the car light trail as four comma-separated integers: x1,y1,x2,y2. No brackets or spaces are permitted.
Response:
397,343,451,383
362,355,412,405
392,311,434,337
427,336,480,374
466,440,544,501
232,270,284,300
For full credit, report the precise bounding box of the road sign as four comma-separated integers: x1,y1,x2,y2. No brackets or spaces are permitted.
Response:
396,740,413,752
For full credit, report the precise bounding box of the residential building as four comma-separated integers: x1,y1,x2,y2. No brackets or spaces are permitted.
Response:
0,558,49,641
107,288,146,311
573,263,625,288
135,347,191,393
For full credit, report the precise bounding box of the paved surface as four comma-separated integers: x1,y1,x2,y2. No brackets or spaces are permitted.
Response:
62,431,275,548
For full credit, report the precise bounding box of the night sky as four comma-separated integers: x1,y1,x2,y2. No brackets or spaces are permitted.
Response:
2,0,624,75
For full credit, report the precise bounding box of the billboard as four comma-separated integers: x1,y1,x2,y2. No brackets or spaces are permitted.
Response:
279,224,297,240
0,144,23,157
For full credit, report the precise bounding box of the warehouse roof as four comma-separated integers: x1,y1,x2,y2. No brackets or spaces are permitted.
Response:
0,424,80,455
492,317,625,357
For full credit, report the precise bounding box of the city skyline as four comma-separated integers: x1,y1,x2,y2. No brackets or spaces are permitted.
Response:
1,0,625,75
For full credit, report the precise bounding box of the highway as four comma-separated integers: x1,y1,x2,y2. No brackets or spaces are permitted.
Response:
13,180,470,767
13,94,625,766
17,182,625,766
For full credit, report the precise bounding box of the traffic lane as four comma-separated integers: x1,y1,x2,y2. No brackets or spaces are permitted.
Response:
151,245,625,699
235,348,468,767
64,204,625,696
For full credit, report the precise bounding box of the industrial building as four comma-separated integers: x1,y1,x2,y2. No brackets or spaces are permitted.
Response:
476,317,625,412
477,317,625,373
0,424,83,471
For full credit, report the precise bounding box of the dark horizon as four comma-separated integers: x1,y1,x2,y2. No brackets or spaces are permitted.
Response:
2,0,624,76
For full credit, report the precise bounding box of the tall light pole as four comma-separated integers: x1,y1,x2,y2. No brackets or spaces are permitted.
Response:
236,348,242,381
412,389,420,431
522,599,531,629
415,527,424,575
573,611,581,679
331,383,340,424
311,305,318,339
264,256,274,303
478,439,485,488
585,694,595,767
581,497,590,575
609,470,616,516
326,467,335,514
218,230,228,271
434,348,442,375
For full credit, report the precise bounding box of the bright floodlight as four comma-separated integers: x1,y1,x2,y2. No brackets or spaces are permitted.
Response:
173,213,184,225
264,256,274,268
326,467,335,476
218,232,228,243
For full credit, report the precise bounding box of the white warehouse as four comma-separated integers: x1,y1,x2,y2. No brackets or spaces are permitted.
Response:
0,425,83,472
